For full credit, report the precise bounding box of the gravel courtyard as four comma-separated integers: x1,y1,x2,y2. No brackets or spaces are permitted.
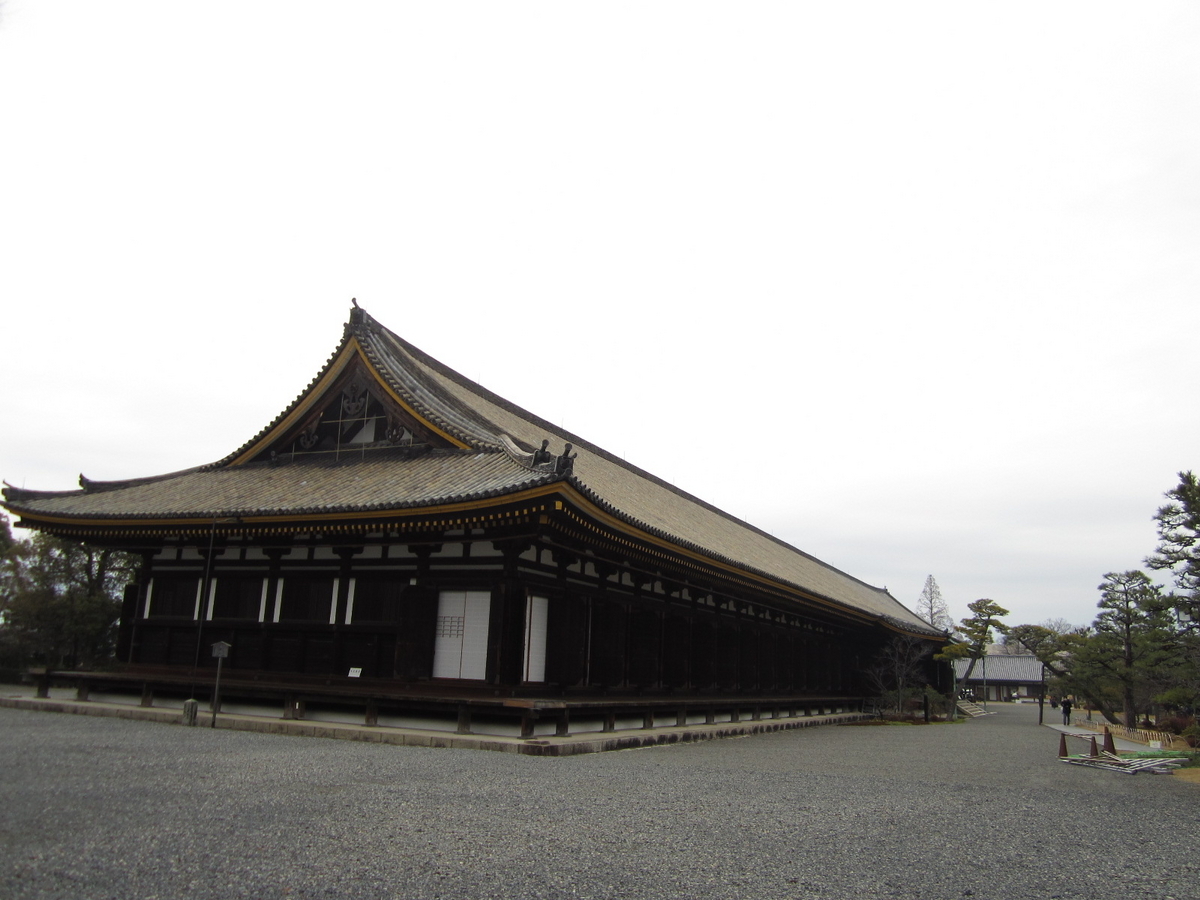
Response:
1,702,1195,900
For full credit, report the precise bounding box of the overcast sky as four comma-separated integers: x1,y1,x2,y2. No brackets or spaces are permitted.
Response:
3,3,1198,631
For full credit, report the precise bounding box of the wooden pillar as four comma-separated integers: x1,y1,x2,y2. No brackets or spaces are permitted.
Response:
456,705,472,735
262,548,287,673
587,562,617,688
333,547,361,624
617,600,631,689
396,544,437,681
123,552,154,664
655,587,667,689
191,543,221,673
547,548,587,688
333,546,361,677
488,541,531,687
684,608,694,690
116,581,140,664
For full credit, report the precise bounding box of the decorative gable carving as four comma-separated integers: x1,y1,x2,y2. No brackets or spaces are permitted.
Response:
243,357,457,464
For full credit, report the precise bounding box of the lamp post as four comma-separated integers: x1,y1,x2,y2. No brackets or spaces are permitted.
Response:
190,516,240,697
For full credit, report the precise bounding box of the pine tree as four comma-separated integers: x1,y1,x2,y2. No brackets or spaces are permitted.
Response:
938,598,1009,688
1147,470,1200,627
1084,571,1175,726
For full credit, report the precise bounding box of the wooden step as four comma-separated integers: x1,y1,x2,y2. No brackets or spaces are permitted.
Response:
956,700,994,717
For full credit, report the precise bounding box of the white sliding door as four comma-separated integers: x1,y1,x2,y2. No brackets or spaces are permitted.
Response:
523,595,549,683
432,590,492,680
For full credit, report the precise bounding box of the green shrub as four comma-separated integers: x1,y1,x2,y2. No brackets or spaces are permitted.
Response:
1159,715,1196,735
1182,724,1200,749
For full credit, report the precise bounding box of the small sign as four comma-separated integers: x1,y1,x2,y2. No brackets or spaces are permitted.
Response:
211,641,231,659
348,667,363,678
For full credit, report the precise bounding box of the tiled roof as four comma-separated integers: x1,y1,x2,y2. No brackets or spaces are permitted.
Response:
358,312,939,633
954,655,1045,683
4,306,940,636
5,449,556,520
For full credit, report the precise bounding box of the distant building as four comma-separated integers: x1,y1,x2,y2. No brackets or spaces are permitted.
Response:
954,655,1045,701
4,304,945,736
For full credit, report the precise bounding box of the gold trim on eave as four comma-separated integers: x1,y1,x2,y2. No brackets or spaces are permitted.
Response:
11,481,940,638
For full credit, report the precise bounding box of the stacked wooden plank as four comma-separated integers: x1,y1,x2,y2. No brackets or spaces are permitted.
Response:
1059,750,1186,775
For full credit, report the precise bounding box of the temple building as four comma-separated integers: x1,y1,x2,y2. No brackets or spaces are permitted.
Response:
954,655,1046,703
3,303,945,741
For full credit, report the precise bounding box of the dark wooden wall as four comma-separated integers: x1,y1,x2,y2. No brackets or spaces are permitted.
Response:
128,540,866,698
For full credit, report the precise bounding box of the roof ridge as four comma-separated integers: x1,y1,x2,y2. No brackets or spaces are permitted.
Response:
352,311,506,450
3,466,206,502
363,313,907,604
562,473,941,635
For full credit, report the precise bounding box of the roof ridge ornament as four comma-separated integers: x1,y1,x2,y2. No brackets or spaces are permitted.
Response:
499,435,576,477
555,443,577,476
346,297,366,335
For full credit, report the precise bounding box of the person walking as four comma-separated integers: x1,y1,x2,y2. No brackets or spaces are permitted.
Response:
1061,697,1073,726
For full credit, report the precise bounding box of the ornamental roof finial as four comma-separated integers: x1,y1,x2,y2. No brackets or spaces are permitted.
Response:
555,443,577,476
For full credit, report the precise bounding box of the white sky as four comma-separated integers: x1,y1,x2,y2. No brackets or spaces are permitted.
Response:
2,2,1198,631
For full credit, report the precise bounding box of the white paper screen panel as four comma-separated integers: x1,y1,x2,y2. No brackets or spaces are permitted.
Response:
432,590,492,680
523,595,549,683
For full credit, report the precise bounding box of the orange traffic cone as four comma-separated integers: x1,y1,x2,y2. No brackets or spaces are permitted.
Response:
1102,727,1117,755
1089,736,1099,757
1058,733,1068,758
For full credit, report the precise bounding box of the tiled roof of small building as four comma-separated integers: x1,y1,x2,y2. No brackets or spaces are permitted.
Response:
4,305,940,636
954,655,1046,683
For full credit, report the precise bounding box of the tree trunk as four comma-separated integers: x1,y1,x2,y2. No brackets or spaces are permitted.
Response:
1122,622,1137,726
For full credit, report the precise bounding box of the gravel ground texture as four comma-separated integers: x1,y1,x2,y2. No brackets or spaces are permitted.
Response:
1,702,1195,900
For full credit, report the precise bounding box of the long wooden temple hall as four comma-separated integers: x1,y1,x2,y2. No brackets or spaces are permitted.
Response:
4,303,945,748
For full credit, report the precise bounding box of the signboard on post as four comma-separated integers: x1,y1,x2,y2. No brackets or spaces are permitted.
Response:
210,641,231,727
